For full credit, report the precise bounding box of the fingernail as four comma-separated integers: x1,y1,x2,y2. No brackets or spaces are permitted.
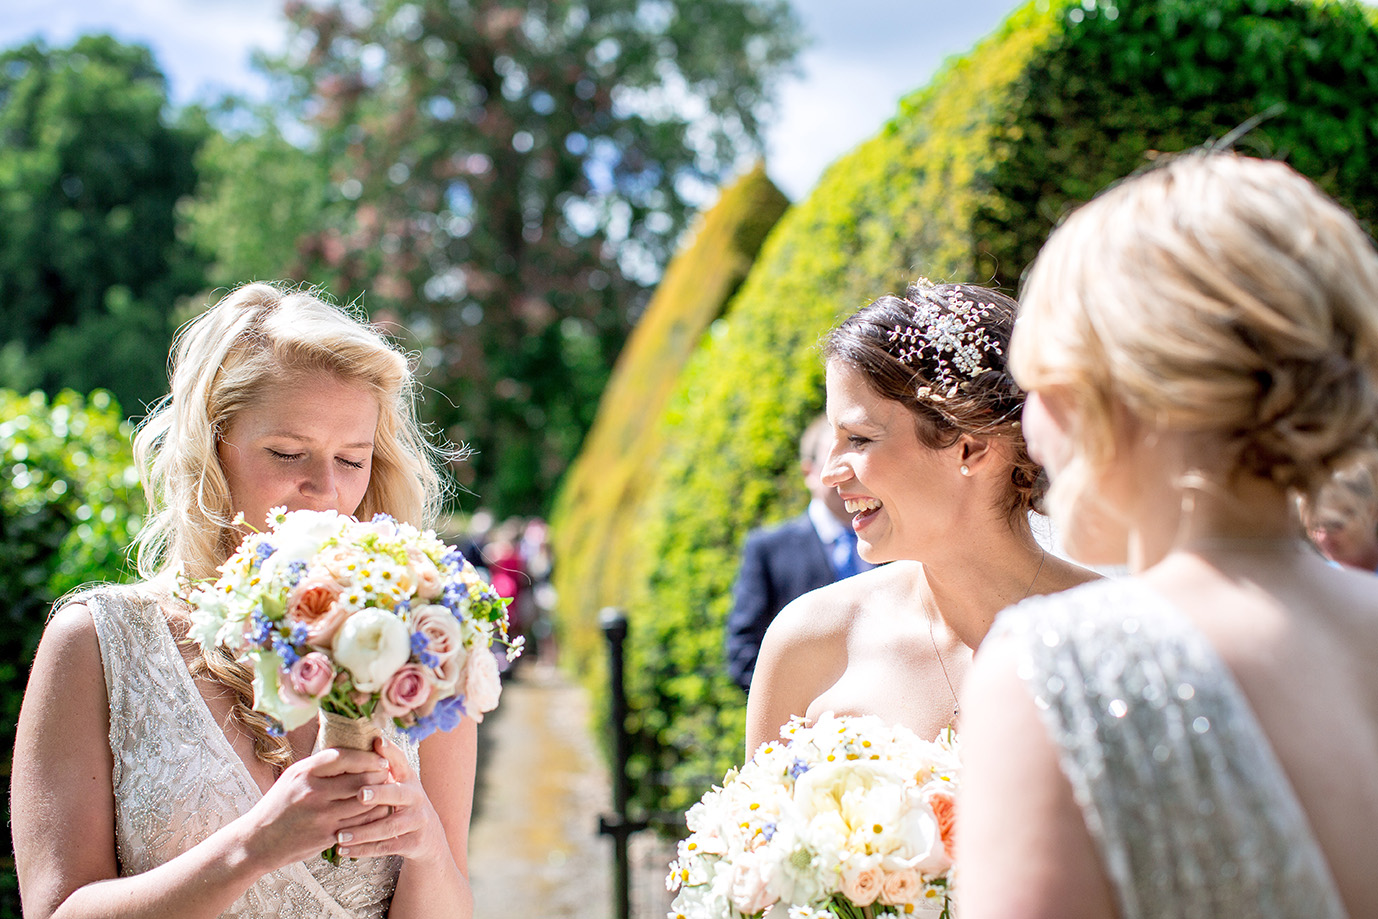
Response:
360,788,374,803
337,831,353,844
337,846,350,857
379,758,389,769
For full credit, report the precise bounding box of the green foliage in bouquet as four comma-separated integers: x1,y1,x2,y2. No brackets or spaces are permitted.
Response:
610,0,1378,820
548,165,789,686
0,389,144,912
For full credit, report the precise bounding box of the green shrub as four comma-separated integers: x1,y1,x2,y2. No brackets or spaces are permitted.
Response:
0,389,144,912
548,165,789,687
610,0,1378,819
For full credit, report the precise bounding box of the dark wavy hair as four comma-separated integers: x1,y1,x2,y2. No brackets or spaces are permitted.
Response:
823,281,1045,516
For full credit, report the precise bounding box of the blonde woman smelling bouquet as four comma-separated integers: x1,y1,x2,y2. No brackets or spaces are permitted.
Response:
959,153,1378,917
11,283,475,919
746,282,1097,755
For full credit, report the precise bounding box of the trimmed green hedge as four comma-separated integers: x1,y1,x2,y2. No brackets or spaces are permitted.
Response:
604,0,1378,819
0,389,144,913
548,164,789,683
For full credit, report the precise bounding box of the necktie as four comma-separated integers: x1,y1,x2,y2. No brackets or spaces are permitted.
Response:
833,530,860,580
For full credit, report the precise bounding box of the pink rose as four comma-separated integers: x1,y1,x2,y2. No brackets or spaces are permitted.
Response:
407,547,444,600
287,575,351,647
288,652,334,699
879,868,923,906
462,649,502,722
378,663,435,718
411,604,463,693
841,864,884,907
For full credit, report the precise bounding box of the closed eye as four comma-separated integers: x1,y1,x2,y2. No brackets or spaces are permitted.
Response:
338,457,367,470
847,435,871,447
267,449,303,462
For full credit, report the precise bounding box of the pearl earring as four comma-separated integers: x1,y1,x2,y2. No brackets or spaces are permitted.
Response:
960,464,971,476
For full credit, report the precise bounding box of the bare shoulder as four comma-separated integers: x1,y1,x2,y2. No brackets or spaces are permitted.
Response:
37,601,105,673
765,561,919,646
1039,555,1103,595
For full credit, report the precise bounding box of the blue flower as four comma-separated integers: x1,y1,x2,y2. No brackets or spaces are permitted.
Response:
250,542,276,570
248,609,274,647
399,695,468,744
371,513,397,525
289,621,310,645
788,758,810,780
761,821,777,842
394,598,411,615
411,632,431,655
272,638,300,667
441,547,464,568
286,560,308,586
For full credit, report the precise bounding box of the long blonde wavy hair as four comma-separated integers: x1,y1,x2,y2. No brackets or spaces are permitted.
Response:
133,282,447,767
1012,152,1378,534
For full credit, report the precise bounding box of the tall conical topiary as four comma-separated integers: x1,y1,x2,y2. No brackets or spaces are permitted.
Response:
548,164,789,682
610,0,1378,818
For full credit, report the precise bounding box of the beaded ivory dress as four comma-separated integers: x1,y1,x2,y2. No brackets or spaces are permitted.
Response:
84,585,420,918
989,579,1347,919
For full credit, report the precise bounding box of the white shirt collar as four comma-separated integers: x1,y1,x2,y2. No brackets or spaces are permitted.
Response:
808,497,848,545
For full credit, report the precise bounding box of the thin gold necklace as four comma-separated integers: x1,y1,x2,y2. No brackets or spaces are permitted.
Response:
926,548,1047,722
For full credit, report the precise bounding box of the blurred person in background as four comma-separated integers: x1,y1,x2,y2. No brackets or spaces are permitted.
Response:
725,414,871,692
1301,450,1378,572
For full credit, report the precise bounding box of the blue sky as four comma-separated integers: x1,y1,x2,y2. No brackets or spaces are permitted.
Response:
2,0,1022,200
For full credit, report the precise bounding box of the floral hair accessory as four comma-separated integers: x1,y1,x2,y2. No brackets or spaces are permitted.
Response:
887,279,1005,402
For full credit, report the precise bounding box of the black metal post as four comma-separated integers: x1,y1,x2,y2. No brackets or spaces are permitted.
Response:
598,606,647,919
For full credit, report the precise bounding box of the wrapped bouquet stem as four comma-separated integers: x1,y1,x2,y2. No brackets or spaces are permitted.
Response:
315,711,382,755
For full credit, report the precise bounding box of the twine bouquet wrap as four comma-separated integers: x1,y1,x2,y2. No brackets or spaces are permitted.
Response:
667,713,960,919
185,508,520,747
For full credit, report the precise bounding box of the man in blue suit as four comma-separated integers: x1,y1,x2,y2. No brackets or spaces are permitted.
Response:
725,415,868,691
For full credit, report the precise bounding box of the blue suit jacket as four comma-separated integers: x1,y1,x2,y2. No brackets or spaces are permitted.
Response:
724,513,837,691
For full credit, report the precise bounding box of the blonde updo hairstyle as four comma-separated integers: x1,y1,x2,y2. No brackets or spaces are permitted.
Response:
1013,153,1378,526
132,282,445,767
824,282,1044,518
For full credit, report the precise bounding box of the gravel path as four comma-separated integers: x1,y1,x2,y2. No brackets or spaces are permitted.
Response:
467,661,677,919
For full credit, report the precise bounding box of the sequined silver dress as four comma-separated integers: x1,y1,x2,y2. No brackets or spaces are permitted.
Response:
85,585,417,918
990,579,1347,919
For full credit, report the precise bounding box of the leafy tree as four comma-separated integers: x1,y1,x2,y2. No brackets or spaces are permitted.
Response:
0,36,207,416
271,0,801,515
183,102,335,291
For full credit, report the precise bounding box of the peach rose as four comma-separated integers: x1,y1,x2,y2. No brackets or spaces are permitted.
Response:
287,575,352,647
926,787,958,860
879,868,923,906
841,864,884,907
314,547,361,585
378,663,435,718
407,547,444,600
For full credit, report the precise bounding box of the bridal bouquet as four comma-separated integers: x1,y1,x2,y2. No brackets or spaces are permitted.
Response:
184,507,520,746
667,713,960,919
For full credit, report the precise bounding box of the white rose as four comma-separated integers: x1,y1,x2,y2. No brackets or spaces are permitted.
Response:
333,607,411,692
260,509,349,582
462,648,502,720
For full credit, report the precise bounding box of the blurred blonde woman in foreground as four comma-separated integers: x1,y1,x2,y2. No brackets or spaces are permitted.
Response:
959,153,1378,918
12,283,476,919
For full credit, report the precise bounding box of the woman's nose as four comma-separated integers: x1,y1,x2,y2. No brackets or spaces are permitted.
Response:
820,448,847,487
299,458,334,499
